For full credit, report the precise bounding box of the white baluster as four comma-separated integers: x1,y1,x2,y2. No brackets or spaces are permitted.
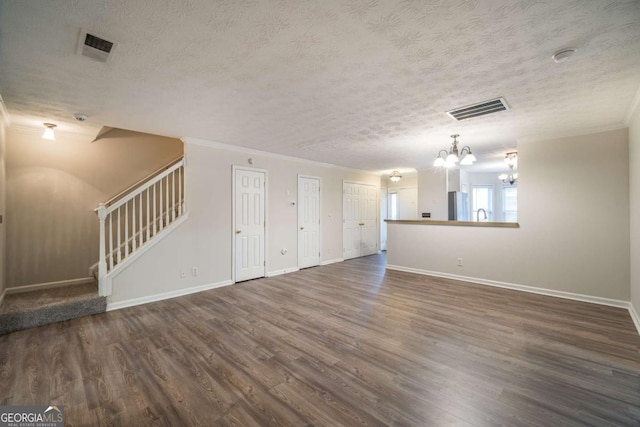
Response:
165,175,170,225
172,170,176,221
132,197,137,251
108,212,113,270
146,188,151,241
159,180,163,230
153,183,157,235
178,167,183,216
117,207,122,264
125,202,129,257
139,193,143,247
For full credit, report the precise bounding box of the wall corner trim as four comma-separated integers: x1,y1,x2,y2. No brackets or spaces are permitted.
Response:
385,264,630,309
0,289,5,308
625,83,640,125
629,303,640,337
106,279,233,311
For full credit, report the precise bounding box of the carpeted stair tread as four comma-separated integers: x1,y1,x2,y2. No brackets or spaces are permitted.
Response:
0,282,106,335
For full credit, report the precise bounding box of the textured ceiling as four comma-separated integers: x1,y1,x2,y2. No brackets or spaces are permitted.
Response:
1,0,639,173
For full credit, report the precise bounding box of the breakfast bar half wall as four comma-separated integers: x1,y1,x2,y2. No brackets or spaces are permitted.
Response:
384,219,629,309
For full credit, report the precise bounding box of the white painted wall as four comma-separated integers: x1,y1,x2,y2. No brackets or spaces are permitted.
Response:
388,128,630,301
0,112,6,297
417,168,447,220
630,105,640,316
109,139,380,305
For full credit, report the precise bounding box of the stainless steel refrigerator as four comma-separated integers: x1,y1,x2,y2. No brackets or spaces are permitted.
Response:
448,191,469,221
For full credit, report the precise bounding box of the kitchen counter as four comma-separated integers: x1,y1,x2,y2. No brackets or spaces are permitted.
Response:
384,219,519,228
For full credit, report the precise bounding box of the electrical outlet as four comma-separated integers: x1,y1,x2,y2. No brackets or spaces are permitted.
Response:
457,258,463,267
180,269,186,278
192,267,199,276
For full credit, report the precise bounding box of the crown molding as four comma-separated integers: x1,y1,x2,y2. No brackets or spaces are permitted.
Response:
517,123,628,145
625,83,640,125
182,136,381,176
0,93,11,128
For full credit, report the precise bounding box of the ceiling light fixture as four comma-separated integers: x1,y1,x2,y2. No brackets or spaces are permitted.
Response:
42,123,57,141
499,152,518,185
433,134,476,168
389,170,402,183
552,48,577,63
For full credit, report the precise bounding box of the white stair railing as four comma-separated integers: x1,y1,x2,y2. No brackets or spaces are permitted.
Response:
96,157,186,296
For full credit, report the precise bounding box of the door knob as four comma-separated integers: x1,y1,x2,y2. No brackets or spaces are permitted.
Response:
300,227,304,230
236,230,242,234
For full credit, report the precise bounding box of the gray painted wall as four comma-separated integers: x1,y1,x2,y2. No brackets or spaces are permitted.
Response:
630,108,640,316
0,113,6,296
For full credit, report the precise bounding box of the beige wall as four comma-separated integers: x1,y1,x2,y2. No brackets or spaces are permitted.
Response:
6,128,183,287
0,114,6,296
109,140,380,304
630,107,640,314
382,175,417,190
417,167,447,220
389,128,630,301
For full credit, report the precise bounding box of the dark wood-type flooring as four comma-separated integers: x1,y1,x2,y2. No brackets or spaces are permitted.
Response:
1,254,640,426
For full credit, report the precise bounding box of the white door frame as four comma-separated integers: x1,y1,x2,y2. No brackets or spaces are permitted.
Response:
232,165,269,283
298,174,322,268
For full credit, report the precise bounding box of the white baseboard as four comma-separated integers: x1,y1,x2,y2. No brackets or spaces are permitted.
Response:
106,279,233,311
386,264,629,309
321,258,344,266
267,267,300,277
6,277,95,295
629,303,640,336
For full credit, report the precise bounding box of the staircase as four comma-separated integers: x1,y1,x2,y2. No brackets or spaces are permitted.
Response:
0,280,106,335
0,156,186,335
96,156,186,296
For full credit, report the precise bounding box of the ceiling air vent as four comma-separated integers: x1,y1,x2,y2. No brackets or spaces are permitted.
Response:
446,97,510,121
76,29,117,63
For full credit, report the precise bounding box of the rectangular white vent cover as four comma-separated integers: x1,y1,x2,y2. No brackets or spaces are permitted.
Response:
76,29,117,63
446,97,510,121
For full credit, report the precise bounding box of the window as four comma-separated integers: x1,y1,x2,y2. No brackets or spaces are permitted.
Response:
388,192,398,220
471,186,493,221
502,186,518,222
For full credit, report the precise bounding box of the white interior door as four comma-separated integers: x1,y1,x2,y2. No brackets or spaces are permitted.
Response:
234,168,266,282
380,188,388,251
298,176,321,269
360,184,378,256
343,182,378,259
343,183,360,260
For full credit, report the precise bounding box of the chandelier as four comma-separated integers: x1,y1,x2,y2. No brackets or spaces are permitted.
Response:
499,152,518,185
389,170,402,183
433,134,476,168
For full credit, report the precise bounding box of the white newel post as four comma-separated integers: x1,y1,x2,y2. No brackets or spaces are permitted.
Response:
97,203,110,296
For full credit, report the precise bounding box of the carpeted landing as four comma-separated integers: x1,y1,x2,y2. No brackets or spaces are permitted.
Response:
0,281,106,335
